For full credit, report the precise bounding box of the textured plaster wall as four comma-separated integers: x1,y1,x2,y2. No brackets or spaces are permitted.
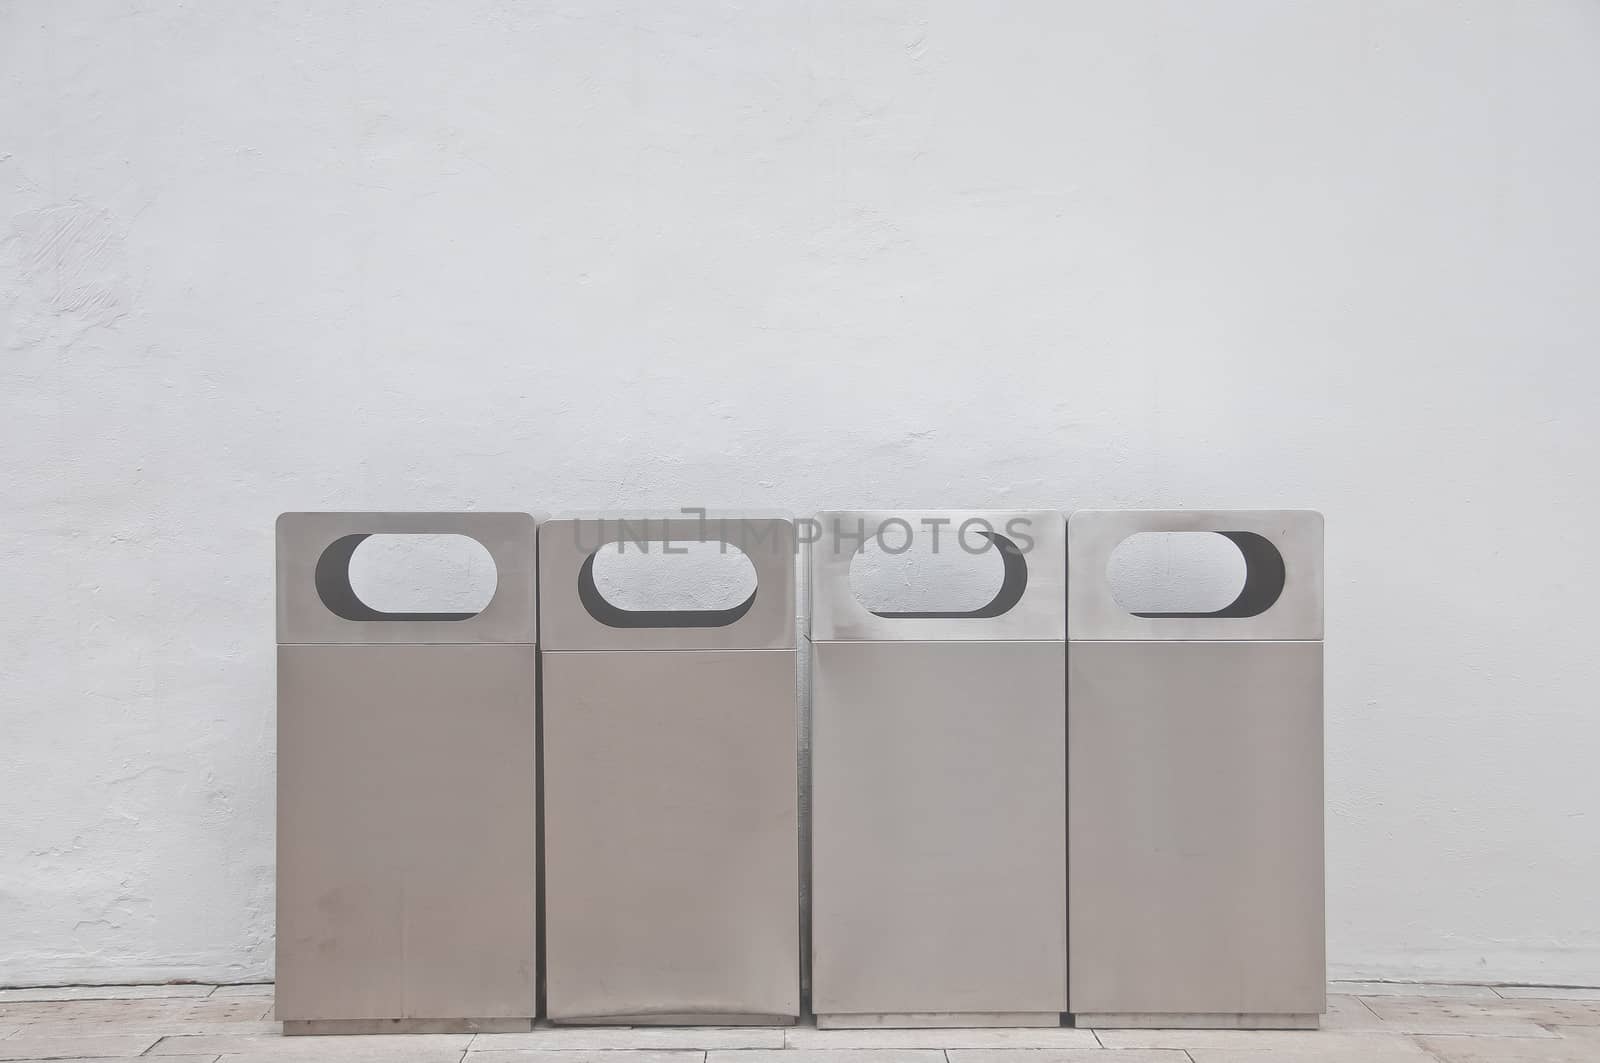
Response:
3,1,1599,988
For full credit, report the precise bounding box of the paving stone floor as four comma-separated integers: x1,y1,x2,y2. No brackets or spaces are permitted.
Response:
2,983,1599,1063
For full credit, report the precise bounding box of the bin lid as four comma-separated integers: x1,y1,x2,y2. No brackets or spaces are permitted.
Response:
539,512,796,651
1067,509,1323,642
276,512,538,645
808,510,1066,642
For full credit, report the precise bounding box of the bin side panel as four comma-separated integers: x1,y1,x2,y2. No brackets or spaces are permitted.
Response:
542,648,800,1021
810,640,1068,1016
1068,640,1325,1016
277,644,538,1021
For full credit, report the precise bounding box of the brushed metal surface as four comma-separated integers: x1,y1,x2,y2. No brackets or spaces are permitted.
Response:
283,1018,535,1036
539,514,796,652
1074,1013,1320,1030
809,510,1065,643
815,1012,1063,1029
811,639,1068,1018
276,643,538,1022
542,647,800,1023
1067,509,1322,642
1067,640,1325,1019
277,512,538,645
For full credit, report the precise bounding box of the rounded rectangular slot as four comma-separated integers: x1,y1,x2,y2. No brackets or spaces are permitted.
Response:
848,523,1028,619
581,539,758,628
1107,531,1283,619
321,533,498,621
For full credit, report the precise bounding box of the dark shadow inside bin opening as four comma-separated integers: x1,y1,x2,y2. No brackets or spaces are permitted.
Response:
578,549,757,629
315,533,486,622
860,531,1030,620
1118,530,1287,619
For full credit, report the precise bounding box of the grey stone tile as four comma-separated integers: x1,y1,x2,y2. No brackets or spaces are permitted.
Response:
1359,996,1561,1037
1551,1026,1600,1043
7,1022,282,1039
1495,987,1600,1002
709,1052,946,1063
1183,1042,1437,1063
1488,1000,1600,1026
205,986,275,999
1418,1033,1600,1063
204,1054,470,1063
787,1027,1099,1049
0,1058,218,1063
0,1035,162,1060
147,1033,470,1061
1365,1018,1554,1038
1333,982,1502,1000
19,987,1600,1063
0,987,215,1003
470,1053,703,1063
0,1000,272,1028
950,1051,1190,1063
1098,1029,1435,1059
472,1029,784,1051
1319,995,1385,1031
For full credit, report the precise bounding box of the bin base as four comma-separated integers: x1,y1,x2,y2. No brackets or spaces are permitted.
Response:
1071,1013,1320,1030
551,1013,796,1027
816,1013,1062,1029
283,1018,534,1036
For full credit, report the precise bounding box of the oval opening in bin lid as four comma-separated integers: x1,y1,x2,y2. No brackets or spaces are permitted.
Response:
276,512,539,645
1106,531,1288,619
538,513,796,651
327,533,499,621
1068,510,1321,642
848,525,1028,619
809,511,1066,642
581,539,759,628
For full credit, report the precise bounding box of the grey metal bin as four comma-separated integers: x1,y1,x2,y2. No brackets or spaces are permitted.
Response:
809,510,1068,1028
539,513,800,1024
1067,509,1325,1030
275,512,539,1034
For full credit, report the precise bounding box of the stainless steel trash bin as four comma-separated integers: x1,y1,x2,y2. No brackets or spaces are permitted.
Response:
539,513,800,1024
1067,509,1324,1030
809,510,1068,1028
275,512,539,1034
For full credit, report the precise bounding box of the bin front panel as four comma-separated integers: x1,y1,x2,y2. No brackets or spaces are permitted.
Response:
276,643,539,1021
542,648,800,1021
1067,639,1325,1017
811,639,1068,1016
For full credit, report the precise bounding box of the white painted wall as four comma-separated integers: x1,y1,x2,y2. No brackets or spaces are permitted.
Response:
2,0,1597,989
